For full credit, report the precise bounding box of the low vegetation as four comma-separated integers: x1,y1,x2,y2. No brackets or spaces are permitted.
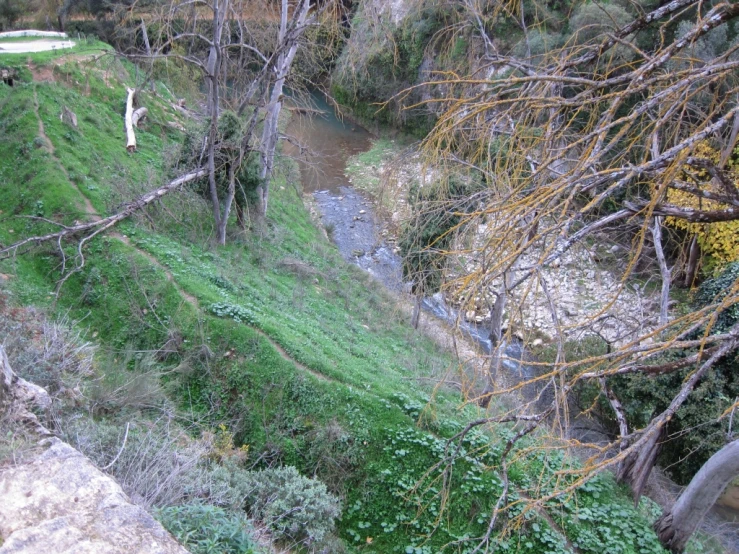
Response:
0,32,728,554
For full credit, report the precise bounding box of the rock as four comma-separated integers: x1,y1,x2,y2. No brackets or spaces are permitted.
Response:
352,249,365,257
465,310,476,321
609,244,621,254
0,438,188,554
0,346,186,553
532,338,544,347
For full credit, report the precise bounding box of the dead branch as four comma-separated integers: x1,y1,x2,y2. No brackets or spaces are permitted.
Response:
0,168,207,287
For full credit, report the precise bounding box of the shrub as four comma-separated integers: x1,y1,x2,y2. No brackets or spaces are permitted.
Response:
695,261,739,333
64,417,209,508
241,465,341,546
0,305,95,395
569,3,632,44
156,502,258,554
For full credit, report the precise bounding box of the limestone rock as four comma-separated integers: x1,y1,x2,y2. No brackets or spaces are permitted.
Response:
0,438,189,554
0,347,188,554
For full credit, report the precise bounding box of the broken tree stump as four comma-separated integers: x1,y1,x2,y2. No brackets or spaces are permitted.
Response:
125,87,137,152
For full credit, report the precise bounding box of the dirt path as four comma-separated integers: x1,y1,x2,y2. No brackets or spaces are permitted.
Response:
250,327,336,383
114,237,337,384
114,234,200,309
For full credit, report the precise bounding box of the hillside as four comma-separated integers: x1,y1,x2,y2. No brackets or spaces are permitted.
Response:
0,32,728,554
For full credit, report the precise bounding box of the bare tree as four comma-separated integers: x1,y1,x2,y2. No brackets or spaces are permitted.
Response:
121,0,339,241
393,0,739,551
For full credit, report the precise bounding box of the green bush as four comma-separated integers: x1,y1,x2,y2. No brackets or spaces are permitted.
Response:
241,465,341,546
156,502,258,554
569,3,632,44
695,261,739,333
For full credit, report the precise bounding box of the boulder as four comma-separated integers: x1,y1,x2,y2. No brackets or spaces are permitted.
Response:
0,347,188,554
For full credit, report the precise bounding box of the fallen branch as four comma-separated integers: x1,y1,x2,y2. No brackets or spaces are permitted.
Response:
132,107,148,128
0,168,207,289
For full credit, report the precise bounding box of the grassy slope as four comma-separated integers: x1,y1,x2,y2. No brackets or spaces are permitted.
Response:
0,44,677,554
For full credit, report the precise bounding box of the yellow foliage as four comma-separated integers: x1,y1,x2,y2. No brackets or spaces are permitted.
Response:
208,424,250,463
664,142,739,268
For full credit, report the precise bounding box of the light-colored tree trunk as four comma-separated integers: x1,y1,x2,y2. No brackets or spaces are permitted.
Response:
217,163,236,244
256,0,311,219
125,88,137,152
655,439,739,553
479,266,516,408
651,216,671,327
132,107,147,127
205,0,231,245
140,19,155,92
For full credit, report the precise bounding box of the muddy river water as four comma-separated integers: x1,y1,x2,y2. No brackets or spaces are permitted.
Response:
285,94,403,290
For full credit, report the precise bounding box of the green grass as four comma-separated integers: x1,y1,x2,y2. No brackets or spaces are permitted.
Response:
0,51,679,554
0,37,108,64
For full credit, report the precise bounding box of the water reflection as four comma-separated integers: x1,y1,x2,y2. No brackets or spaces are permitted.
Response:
284,93,373,193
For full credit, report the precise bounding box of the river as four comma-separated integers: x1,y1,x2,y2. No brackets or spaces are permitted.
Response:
284,94,539,378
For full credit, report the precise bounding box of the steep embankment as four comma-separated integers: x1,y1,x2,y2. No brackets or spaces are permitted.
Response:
0,42,679,553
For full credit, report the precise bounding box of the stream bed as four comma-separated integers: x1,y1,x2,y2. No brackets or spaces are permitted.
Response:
285,94,536,371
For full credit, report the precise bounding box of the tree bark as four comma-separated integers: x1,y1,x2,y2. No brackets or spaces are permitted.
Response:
479,267,515,408
684,235,700,288
651,216,671,326
655,439,739,553
411,293,422,329
125,88,137,152
216,163,236,244
140,19,155,92
132,107,147,128
205,0,228,244
256,0,311,219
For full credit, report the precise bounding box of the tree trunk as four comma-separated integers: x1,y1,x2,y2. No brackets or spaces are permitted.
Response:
651,216,671,326
132,107,147,127
617,426,663,503
236,203,247,230
479,267,514,408
684,235,700,288
216,163,236,244
140,19,155,92
411,293,422,329
125,88,137,152
655,439,739,553
205,0,228,243
256,0,311,219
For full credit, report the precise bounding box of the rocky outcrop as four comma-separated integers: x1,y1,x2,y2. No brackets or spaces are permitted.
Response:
0,347,189,554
